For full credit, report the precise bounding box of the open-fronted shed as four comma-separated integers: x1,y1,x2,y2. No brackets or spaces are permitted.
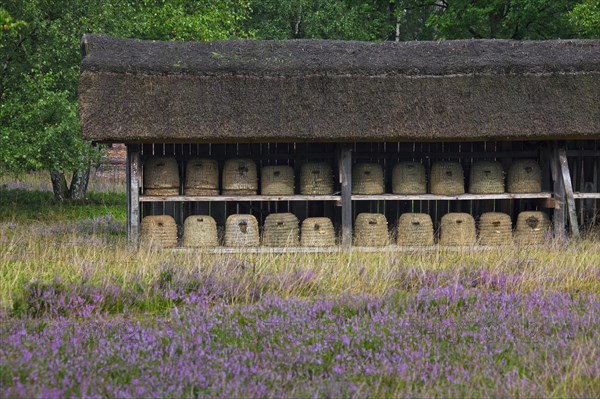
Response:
79,35,600,249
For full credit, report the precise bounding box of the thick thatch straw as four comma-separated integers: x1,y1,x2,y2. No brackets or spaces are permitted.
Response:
300,162,333,195
354,213,388,247
140,215,178,248
430,162,465,195
300,217,336,247
396,213,434,246
261,165,294,195
439,213,476,246
262,213,299,247
352,163,384,194
514,211,551,245
143,157,180,196
184,158,218,195
508,160,542,193
478,212,512,246
182,215,218,247
469,161,504,194
81,36,600,144
222,159,258,195
224,214,260,247
392,162,426,194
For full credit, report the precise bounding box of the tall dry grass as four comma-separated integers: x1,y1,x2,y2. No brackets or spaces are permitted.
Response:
2,218,599,313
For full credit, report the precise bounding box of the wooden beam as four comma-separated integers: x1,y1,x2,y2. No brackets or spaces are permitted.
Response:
351,193,552,201
139,195,341,202
558,147,580,238
551,144,566,238
340,144,352,249
127,145,141,245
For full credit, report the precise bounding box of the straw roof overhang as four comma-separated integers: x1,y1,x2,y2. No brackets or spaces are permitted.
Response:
78,35,600,143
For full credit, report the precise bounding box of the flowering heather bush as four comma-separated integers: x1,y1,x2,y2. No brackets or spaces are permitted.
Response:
1,287,599,398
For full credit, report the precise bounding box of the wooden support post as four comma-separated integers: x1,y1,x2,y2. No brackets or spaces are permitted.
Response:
127,145,141,246
558,147,580,238
551,144,566,238
339,144,352,249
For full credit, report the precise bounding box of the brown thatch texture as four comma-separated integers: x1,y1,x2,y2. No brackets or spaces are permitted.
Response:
477,212,512,246
439,213,476,246
396,213,434,246
182,215,218,247
262,213,299,247
79,36,600,143
354,213,389,247
140,215,178,248
300,217,336,247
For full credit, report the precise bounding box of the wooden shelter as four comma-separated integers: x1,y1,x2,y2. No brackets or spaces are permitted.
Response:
79,35,600,249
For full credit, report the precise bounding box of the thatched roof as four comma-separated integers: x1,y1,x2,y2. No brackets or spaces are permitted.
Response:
79,35,600,143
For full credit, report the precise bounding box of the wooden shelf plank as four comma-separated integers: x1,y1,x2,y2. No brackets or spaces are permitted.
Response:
573,192,600,199
139,195,341,202
351,193,552,201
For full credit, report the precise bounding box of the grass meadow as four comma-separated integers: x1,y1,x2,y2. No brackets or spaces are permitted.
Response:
1,172,599,397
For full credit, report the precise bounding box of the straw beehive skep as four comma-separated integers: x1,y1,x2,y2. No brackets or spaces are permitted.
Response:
262,213,299,247
507,160,542,193
300,217,336,247
352,163,384,194
224,214,260,247
144,156,180,196
354,213,389,247
469,161,504,194
299,162,334,195
477,212,512,246
392,162,427,194
184,158,219,196
514,211,551,245
430,162,465,195
140,215,178,248
396,213,434,246
222,159,258,195
261,165,295,195
182,215,218,247
439,213,476,246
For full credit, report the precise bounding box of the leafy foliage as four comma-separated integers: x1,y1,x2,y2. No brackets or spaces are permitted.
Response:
423,0,581,39
570,0,600,37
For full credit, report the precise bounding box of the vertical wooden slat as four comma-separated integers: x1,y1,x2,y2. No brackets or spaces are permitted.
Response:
551,144,566,238
558,147,580,238
340,143,352,249
127,145,141,245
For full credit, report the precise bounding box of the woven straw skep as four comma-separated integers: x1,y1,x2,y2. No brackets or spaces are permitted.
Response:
300,217,336,247
439,213,476,246
224,214,260,247
184,158,219,195
469,161,504,194
262,213,299,247
392,162,427,194
478,212,512,246
300,162,334,195
222,159,258,195
430,162,465,195
508,160,542,193
354,213,389,247
143,156,180,196
396,213,434,246
182,215,218,247
514,211,551,245
352,163,384,194
140,215,178,248
261,165,295,195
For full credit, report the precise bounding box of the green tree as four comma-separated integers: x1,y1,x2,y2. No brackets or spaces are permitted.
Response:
427,0,580,39
0,0,252,201
570,0,600,37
